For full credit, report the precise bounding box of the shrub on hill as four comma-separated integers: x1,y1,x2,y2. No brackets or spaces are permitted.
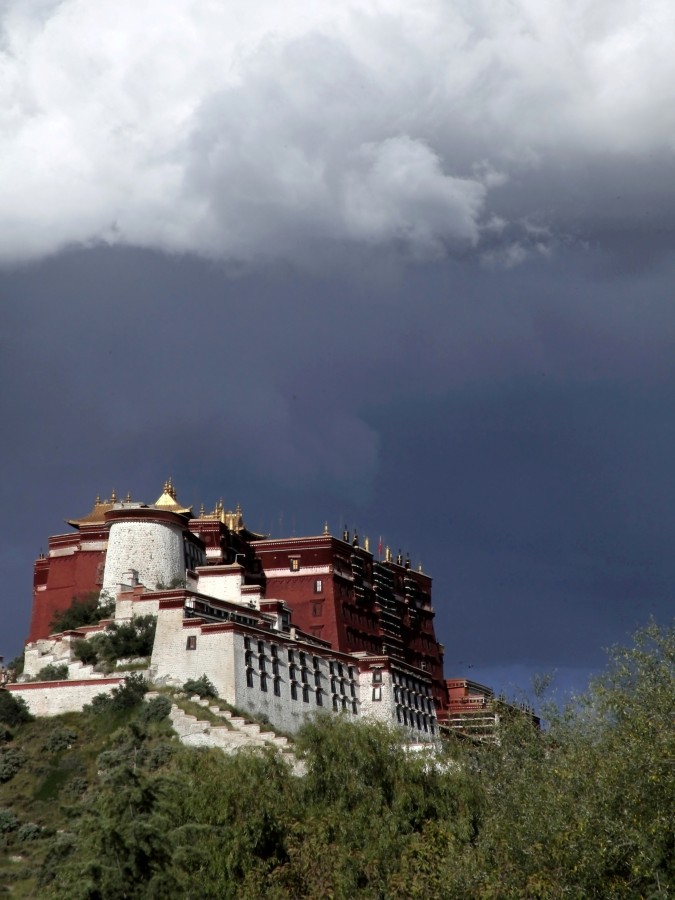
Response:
50,591,115,633
138,695,172,725
43,728,77,753
0,748,24,783
183,675,217,699
86,674,149,715
0,690,32,727
35,664,69,682
72,616,157,671
72,640,98,666
0,808,19,833
17,822,42,841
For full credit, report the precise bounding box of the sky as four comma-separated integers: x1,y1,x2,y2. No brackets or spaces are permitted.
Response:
1,0,674,705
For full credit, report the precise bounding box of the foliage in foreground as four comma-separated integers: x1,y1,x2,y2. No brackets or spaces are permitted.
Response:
50,592,116,634
1,622,673,899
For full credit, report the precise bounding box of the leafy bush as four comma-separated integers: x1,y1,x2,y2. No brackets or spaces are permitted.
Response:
17,822,41,842
37,833,75,888
50,591,115,633
0,749,24,783
96,748,127,772
72,616,157,670
144,742,175,770
35,663,69,682
183,675,218,699
102,616,156,662
43,728,78,753
72,640,98,666
0,691,32,727
86,673,149,715
138,695,172,724
0,808,19,833
0,725,13,743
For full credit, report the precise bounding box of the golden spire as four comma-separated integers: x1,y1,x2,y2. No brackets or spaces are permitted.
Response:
323,521,330,535
163,477,176,498
154,479,192,515
111,489,117,503
125,491,132,503
199,503,205,517
418,561,423,573
364,536,370,553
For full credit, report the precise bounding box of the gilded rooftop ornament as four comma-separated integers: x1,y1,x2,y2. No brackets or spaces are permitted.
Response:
154,479,192,515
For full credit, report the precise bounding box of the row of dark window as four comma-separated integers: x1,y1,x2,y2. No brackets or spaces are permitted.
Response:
396,706,436,735
245,638,361,689
392,671,433,697
244,667,358,715
394,686,435,714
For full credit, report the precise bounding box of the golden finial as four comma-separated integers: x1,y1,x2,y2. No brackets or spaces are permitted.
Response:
111,489,117,503
95,495,101,505
385,545,392,563
199,503,205,517
364,536,370,552
125,491,132,503
417,561,423,573
236,503,242,514
323,521,330,535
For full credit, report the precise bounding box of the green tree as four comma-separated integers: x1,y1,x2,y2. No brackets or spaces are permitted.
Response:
464,621,675,899
44,713,182,899
0,690,32,726
50,592,115,633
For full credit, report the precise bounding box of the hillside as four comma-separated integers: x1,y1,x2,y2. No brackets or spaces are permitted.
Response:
1,623,674,899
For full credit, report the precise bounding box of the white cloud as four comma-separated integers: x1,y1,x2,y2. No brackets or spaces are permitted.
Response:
1,0,674,266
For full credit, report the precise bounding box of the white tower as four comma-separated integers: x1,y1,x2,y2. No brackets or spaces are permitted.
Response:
100,482,193,598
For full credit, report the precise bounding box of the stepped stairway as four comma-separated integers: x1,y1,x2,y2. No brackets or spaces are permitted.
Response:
23,636,111,681
154,694,305,776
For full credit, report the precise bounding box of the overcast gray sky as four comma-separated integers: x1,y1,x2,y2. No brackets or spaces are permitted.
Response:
1,0,674,703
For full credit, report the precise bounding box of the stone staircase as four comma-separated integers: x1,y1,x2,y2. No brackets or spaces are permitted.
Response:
161,695,305,776
23,623,128,682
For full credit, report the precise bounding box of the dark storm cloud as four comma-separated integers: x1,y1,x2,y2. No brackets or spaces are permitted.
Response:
2,244,675,705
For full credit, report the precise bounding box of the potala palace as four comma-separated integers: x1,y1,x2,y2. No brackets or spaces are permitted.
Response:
8,480,507,739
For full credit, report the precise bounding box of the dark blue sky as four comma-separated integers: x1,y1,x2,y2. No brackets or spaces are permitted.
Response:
1,1,674,706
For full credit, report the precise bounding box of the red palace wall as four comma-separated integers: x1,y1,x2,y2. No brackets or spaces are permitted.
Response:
253,534,448,713
28,535,105,643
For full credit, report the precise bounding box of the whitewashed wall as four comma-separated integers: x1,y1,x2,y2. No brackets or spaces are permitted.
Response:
102,520,184,596
7,678,124,716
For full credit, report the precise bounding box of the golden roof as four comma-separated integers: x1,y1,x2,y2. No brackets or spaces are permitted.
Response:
67,491,117,528
199,499,266,539
153,478,192,516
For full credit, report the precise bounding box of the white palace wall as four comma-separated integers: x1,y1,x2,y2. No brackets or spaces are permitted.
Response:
102,520,185,596
7,678,124,717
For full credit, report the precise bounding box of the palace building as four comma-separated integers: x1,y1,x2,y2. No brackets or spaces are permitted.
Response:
19,481,449,736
